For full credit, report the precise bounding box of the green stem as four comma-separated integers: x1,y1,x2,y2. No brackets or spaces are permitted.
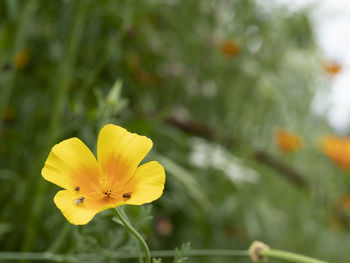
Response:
0,252,79,262
260,249,328,263
0,249,329,262
114,207,151,263
0,249,248,261
151,249,249,257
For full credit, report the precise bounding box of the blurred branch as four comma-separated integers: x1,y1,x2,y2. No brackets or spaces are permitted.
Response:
165,115,307,189
253,151,306,188
166,116,216,141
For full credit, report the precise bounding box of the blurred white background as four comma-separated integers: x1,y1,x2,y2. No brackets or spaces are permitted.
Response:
274,0,350,132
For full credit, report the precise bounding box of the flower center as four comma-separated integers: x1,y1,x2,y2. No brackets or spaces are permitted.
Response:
86,173,120,199
86,173,133,201
103,190,112,197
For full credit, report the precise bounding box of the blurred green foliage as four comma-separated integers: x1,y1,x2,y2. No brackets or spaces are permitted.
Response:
0,0,349,262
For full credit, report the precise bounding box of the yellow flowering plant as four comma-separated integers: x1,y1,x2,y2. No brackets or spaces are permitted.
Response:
42,124,166,225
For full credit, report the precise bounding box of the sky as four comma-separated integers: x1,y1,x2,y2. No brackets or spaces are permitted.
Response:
274,0,350,133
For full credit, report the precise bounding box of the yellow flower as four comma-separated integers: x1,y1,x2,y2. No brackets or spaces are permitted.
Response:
42,124,166,225
322,136,350,170
275,129,302,153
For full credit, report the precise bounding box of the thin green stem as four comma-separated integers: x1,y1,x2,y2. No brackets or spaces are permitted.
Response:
114,207,151,263
0,249,328,262
0,249,248,261
151,249,249,257
0,252,78,262
260,249,328,263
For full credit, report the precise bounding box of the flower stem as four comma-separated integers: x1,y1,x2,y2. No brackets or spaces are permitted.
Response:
0,249,328,262
151,249,249,257
0,250,248,261
259,249,328,263
114,207,151,263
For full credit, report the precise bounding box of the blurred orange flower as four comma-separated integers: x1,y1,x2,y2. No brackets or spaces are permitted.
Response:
134,69,153,86
323,60,342,75
2,108,16,124
329,217,344,233
14,50,30,70
322,136,350,170
219,41,240,57
329,193,350,232
125,53,162,87
275,129,302,153
337,194,350,210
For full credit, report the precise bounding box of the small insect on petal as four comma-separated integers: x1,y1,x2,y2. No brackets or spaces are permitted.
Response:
75,196,85,206
74,186,80,192
122,192,132,201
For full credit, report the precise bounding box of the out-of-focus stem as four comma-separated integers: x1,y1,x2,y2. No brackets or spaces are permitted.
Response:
0,0,39,133
21,0,88,253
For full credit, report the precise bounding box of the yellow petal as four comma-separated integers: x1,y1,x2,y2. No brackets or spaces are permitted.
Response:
97,124,153,185
54,190,109,225
124,161,165,205
42,138,100,193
